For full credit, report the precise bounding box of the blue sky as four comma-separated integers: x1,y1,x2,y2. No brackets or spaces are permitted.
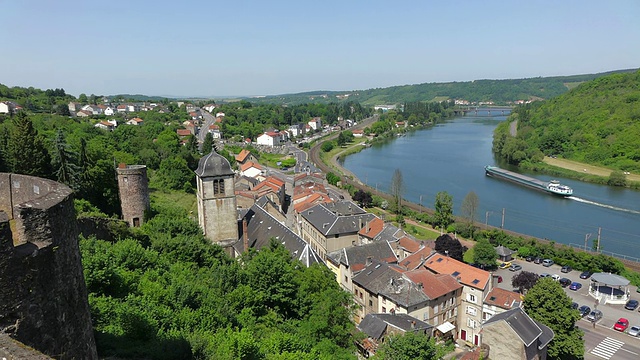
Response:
2,0,638,97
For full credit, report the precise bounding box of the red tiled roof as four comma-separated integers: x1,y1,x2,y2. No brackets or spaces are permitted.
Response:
358,218,385,238
236,149,251,162
240,161,262,172
176,129,192,136
484,287,522,310
404,269,462,300
398,236,423,253
424,253,490,290
398,247,433,270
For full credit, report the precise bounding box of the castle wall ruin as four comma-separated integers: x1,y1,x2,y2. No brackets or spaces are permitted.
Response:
0,173,97,359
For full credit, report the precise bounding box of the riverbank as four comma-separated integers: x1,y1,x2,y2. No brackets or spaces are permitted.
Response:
543,156,640,183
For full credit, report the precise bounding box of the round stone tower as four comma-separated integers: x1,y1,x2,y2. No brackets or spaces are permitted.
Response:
195,151,238,245
116,164,150,227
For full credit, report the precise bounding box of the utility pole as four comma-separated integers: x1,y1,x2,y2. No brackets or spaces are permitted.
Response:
584,233,592,251
596,227,602,252
501,208,505,229
419,195,423,215
485,211,491,226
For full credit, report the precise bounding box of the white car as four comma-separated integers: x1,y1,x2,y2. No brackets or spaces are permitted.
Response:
629,325,640,337
551,274,561,281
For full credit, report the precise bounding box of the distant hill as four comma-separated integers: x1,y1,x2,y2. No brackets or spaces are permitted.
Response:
244,69,638,106
493,70,640,172
110,94,173,102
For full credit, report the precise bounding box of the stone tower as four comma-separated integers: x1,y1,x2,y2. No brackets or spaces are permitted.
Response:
0,173,97,359
195,151,238,245
116,163,150,227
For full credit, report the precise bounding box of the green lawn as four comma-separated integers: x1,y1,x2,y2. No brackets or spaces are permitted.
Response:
150,188,198,215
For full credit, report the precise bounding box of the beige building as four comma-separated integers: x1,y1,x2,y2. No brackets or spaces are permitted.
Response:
482,307,554,360
424,252,491,346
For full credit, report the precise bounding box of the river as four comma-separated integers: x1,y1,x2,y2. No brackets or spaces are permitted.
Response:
340,111,640,260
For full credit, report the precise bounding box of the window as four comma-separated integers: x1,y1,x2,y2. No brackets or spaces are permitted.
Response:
434,304,439,313
483,312,493,321
466,306,477,316
467,319,476,329
382,307,386,313
467,294,476,303
359,292,363,299
213,179,224,195
344,275,348,283
423,312,429,320
369,300,373,307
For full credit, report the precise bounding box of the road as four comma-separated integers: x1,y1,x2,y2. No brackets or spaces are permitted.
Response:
493,259,640,359
198,109,216,144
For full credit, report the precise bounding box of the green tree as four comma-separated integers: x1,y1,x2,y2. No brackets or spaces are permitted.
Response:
51,129,80,189
326,172,340,186
156,156,193,191
472,238,498,267
8,112,52,177
433,191,453,228
321,141,334,152
202,132,214,154
460,191,479,238
523,278,584,360
78,93,88,103
374,332,445,360
607,170,627,187
390,168,404,214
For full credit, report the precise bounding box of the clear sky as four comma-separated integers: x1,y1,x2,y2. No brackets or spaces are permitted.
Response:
1,0,638,98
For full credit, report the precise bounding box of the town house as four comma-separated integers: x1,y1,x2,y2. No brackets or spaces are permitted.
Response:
423,252,491,346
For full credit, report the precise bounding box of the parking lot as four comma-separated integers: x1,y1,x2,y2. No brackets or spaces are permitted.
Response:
494,258,640,338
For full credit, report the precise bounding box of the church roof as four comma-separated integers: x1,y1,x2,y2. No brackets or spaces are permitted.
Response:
195,151,234,177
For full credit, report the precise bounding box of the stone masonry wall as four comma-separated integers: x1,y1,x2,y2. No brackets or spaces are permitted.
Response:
0,173,97,360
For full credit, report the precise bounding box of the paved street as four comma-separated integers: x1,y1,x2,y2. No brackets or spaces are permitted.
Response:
493,258,640,358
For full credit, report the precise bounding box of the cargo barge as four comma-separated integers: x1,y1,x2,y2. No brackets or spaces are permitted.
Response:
484,165,573,196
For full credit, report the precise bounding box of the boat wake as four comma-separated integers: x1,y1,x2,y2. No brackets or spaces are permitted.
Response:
567,196,640,215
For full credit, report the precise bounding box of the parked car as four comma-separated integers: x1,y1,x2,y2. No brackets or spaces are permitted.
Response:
571,302,579,310
625,299,639,310
525,256,534,262
534,257,543,264
580,271,592,279
551,274,561,281
560,278,572,287
509,264,522,272
542,259,554,267
614,318,629,332
540,273,551,278
561,265,572,273
499,261,512,270
495,275,503,283
569,282,583,291
578,305,591,317
587,310,603,322
628,325,640,337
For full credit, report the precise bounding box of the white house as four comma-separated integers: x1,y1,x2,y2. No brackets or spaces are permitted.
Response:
104,106,115,116
256,132,281,147
94,119,117,131
208,124,222,139
82,105,102,115
126,117,144,125
203,104,216,112
240,161,264,179
308,117,322,131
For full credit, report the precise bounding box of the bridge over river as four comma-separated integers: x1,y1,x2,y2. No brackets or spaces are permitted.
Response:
453,106,513,116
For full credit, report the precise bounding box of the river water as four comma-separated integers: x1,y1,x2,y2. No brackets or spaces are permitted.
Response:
340,111,640,259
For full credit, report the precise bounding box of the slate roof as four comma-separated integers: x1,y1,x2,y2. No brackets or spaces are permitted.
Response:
495,245,515,256
235,197,323,267
358,313,433,340
352,260,428,308
300,201,376,236
326,241,397,273
483,307,554,348
373,223,405,242
195,151,234,177
424,253,490,290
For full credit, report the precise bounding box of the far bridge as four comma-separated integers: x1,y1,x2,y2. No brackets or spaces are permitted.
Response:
453,106,513,116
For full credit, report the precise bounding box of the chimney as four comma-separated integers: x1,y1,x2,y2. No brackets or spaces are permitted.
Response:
118,163,127,169
242,218,249,251
411,321,416,329
366,256,373,267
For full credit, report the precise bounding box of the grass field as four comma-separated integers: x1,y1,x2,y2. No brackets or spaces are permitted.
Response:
543,156,640,182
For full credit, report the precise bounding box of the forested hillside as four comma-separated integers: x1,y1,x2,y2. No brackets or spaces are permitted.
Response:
245,69,637,106
493,70,640,173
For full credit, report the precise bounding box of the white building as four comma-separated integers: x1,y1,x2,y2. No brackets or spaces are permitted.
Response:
308,117,322,131
256,131,281,146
